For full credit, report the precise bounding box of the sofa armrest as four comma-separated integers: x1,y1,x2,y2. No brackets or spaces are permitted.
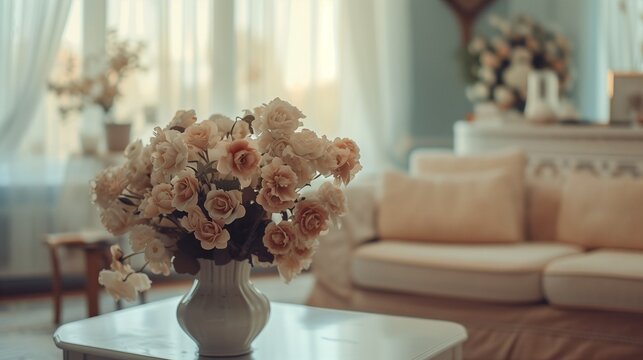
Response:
312,178,378,299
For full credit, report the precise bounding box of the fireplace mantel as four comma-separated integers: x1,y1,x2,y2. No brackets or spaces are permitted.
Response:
454,121,643,178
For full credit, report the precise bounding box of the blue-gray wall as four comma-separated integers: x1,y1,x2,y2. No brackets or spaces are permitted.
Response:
408,0,600,149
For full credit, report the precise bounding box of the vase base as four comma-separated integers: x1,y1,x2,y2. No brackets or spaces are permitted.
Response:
198,347,252,358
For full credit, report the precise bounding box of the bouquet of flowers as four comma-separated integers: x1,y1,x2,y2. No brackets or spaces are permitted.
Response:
48,31,145,120
92,98,361,301
465,15,571,112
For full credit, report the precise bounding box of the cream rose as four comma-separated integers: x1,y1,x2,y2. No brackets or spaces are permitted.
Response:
204,189,246,224
256,186,295,213
180,206,206,232
255,98,304,135
257,132,290,157
125,145,153,192
144,238,172,276
262,221,297,256
183,120,219,152
293,198,330,241
209,114,234,134
316,182,347,220
151,129,189,179
167,109,197,129
91,166,128,209
215,139,261,187
100,202,132,236
194,220,230,250
282,154,315,188
261,158,298,201
171,170,199,211
140,183,174,218
285,129,326,160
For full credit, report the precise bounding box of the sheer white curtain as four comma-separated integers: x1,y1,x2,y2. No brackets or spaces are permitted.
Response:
0,0,73,276
0,0,71,156
338,0,412,171
106,0,411,171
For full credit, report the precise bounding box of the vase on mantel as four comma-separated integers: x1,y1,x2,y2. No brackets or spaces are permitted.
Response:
176,259,270,357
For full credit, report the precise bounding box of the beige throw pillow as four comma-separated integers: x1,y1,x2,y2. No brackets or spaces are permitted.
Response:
378,170,523,243
409,149,526,239
557,172,643,250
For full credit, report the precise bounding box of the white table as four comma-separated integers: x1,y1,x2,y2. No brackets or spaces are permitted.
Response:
54,297,467,360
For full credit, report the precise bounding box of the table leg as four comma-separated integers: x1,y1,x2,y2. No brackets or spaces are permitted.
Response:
85,248,102,317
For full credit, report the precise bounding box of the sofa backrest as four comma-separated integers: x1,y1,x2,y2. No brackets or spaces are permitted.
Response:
410,149,643,242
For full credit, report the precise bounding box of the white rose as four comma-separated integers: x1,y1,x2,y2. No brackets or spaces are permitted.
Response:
144,238,172,276
151,129,189,179
128,224,157,252
126,145,153,192
91,166,128,209
209,114,235,134
316,182,347,221
98,268,151,302
167,109,197,130
284,129,326,160
256,98,304,135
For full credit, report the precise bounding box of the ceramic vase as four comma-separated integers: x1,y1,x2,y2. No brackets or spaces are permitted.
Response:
176,259,270,357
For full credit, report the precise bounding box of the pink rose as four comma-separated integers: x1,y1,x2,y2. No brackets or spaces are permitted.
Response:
204,189,246,224
292,198,330,241
256,186,295,213
171,170,199,211
330,138,362,185
215,139,261,187
194,220,230,250
261,158,298,201
262,221,297,256
179,206,206,232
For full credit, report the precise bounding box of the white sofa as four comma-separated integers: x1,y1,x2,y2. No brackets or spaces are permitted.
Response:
308,150,643,360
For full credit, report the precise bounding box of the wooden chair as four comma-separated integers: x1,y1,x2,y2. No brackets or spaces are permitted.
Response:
45,231,119,325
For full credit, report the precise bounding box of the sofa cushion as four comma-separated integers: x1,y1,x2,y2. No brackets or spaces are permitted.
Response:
378,170,523,243
352,241,581,303
544,250,643,313
526,178,563,241
557,172,643,250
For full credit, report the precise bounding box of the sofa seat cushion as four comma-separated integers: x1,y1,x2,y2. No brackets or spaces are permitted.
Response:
352,241,581,303
544,250,643,313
